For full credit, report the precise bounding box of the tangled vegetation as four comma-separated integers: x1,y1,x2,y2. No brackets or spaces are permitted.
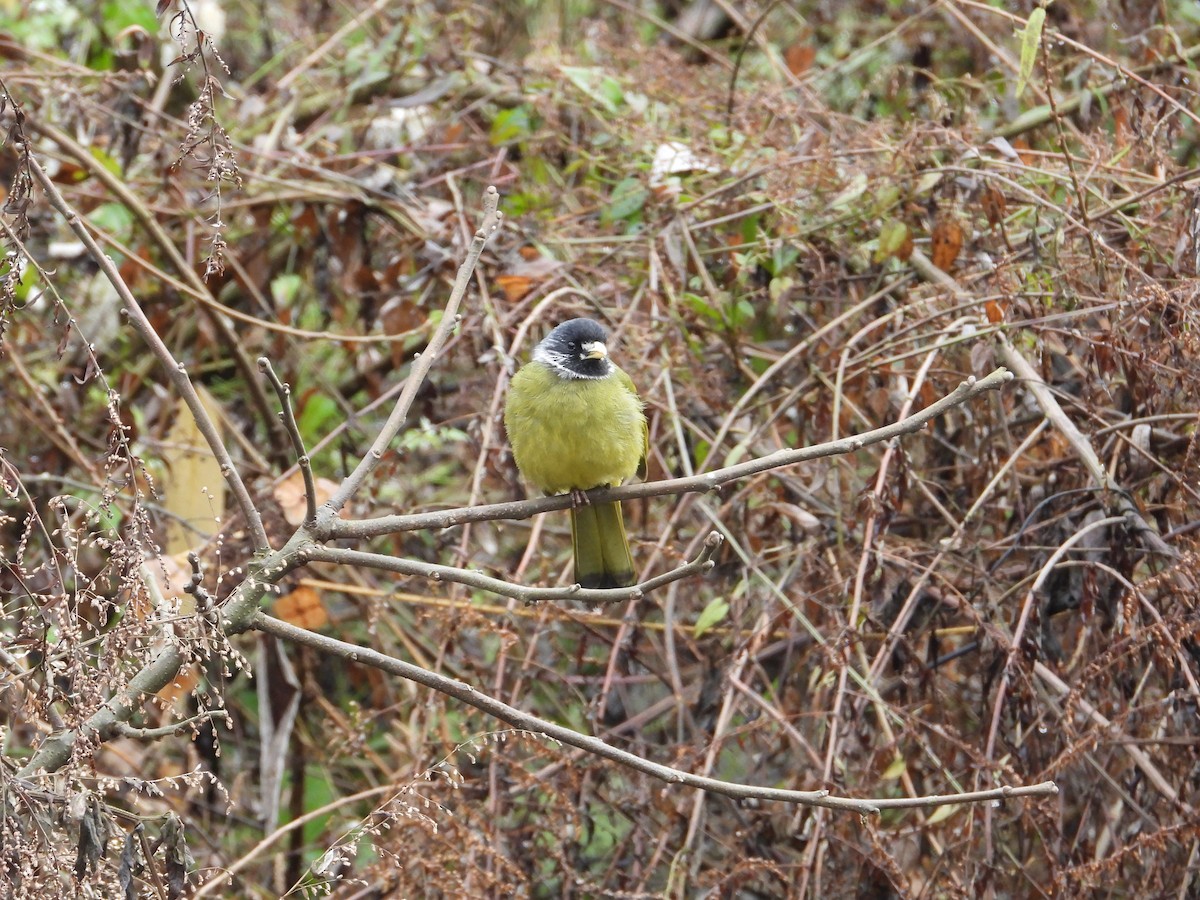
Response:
1,0,1199,896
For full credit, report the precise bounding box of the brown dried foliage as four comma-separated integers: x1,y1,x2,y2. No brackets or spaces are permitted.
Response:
1,0,1199,897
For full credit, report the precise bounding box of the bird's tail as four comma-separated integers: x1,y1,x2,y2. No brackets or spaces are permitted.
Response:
570,501,635,589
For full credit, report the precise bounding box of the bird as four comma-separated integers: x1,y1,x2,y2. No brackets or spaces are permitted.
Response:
504,318,648,589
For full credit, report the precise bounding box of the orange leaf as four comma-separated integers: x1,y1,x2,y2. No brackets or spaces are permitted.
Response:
275,585,328,630
931,218,964,272
496,273,535,303
497,252,562,303
985,299,1007,323
785,43,815,76
157,664,200,706
1010,137,1035,167
1113,105,1130,147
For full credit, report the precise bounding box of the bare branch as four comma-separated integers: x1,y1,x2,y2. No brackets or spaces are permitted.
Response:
323,366,1014,541
185,551,217,618
114,710,231,741
7,187,505,776
258,357,316,526
300,531,724,604
23,151,271,553
322,186,503,517
19,645,187,776
251,610,1058,813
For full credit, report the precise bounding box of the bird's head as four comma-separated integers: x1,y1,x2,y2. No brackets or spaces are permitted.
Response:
533,318,615,380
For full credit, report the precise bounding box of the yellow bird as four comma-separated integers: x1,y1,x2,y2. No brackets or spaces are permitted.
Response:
504,318,648,588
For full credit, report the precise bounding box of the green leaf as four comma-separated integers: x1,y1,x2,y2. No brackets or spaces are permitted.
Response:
560,66,624,114
88,146,123,179
89,203,135,241
101,0,157,38
926,803,957,825
297,394,338,443
1004,104,1050,135
598,75,625,110
882,755,907,780
601,177,647,224
8,260,39,304
770,243,800,275
1016,7,1046,99
768,275,794,302
683,292,722,323
271,273,303,306
693,598,730,638
875,220,909,263
871,183,901,215
728,297,755,330
490,105,532,146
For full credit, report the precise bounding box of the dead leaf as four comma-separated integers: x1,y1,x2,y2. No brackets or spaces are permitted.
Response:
497,251,562,303
931,218,964,271
496,274,535,303
156,664,201,706
970,341,995,374
162,389,225,557
1113,105,1130,147
275,585,328,630
764,502,821,533
378,296,427,337
980,185,1007,227
785,43,815,76
1010,137,1035,167
274,472,339,526
143,552,191,620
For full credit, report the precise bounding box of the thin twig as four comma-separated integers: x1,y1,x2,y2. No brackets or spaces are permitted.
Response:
982,515,1127,771
955,0,1200,138
13,184,506,777
23,151,270,553
258,357,317,526
1040,33,1103,286
322,186,502,516
907,245,1192,813
298,532,723,604
909,248,1178,563
28,118,284,454
1034,661,1185,808
114,710,231,741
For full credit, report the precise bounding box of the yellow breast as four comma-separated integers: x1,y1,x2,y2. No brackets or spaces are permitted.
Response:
505,363,645,495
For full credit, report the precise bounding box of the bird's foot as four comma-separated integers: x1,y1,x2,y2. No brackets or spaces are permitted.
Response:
570,488,590,507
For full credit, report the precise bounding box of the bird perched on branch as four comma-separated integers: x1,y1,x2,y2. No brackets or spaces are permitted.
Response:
504,318,647,588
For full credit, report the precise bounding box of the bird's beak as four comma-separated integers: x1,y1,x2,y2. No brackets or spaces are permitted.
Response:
581,341,608,360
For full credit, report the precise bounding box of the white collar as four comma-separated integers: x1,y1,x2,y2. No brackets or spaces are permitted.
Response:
533,344,613,380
